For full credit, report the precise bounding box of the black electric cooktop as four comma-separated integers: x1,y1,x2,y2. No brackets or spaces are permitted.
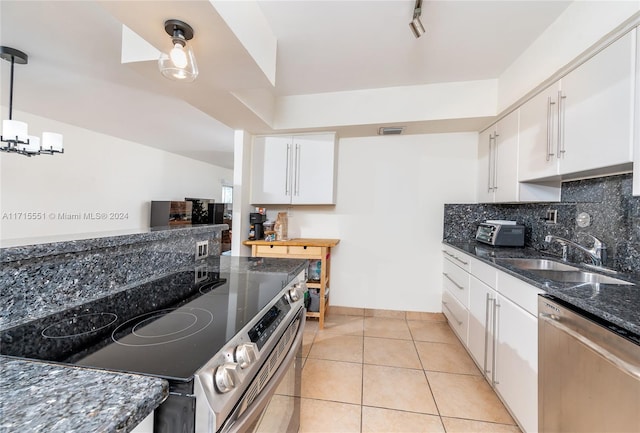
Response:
0,266,294,381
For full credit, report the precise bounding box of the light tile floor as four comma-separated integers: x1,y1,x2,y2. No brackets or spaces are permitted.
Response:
299,313,522,433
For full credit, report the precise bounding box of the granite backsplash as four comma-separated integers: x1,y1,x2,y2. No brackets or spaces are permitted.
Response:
444,174,640,274
0,225,227,330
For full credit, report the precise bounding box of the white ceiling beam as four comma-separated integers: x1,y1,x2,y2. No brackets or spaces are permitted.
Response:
209,0,278,87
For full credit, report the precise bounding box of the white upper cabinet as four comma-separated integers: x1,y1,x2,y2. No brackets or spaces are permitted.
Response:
477,110,519,203
518,83,562,181
251,133,337,205
519,29,636,182
477,127,494,203
560,29,635,175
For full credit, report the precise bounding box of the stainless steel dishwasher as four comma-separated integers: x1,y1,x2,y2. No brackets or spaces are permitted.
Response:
538,296,640,433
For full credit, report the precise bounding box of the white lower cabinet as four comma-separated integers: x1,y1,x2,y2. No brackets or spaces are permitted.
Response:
443,247,542,433
495,293,539,433
468,274,496,380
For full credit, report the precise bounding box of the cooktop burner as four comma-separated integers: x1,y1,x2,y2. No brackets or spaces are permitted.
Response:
0,259,300,381
112,307,213,347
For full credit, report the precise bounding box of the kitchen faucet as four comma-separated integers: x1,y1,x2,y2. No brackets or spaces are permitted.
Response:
544,234,607,267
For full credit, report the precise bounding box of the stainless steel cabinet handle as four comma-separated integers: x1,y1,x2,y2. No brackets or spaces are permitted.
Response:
540,313,640,380
443,273,465,290
557,91,567,158
487,134,494,192
484,294,493,375
442,301,463,326
492,300,500,386
443,250,468,265
546,96,556,161
285,143,291,195
493,133,499,191
293,143,301,196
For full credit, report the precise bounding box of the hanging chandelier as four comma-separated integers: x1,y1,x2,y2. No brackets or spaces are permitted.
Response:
0,46,64,157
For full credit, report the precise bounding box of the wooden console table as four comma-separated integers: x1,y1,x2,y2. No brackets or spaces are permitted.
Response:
243,238,339,329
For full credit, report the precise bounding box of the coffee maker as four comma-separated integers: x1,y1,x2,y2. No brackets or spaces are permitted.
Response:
248,212,266,240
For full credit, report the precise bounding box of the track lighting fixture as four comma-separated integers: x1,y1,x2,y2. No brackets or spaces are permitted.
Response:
0,46,64,157
158,19,198,82
410,0,426,38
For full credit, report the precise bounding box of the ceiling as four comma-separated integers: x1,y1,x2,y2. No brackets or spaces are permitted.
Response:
0,1,573,169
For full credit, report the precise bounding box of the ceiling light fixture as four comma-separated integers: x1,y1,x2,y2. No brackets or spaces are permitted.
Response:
158,19,198,82
409,0,426,38
0,46,64,157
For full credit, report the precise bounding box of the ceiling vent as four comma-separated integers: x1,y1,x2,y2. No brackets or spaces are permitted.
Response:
378,127,405,135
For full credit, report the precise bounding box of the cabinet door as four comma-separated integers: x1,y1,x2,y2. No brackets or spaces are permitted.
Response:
493,110,519,203
291,134,336,205
495,294,538,433
468,275,495,380
477,126,495,203
518,83,561,181
560,30,635,175
251,136,292,204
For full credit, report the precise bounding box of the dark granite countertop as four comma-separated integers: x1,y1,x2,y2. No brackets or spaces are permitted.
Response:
444,241,640,338
0,357,168,433
0,224,229,262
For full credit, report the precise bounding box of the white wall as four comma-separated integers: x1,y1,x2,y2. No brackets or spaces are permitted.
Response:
262,133,477,313
274,80,497,130
0,110,233,246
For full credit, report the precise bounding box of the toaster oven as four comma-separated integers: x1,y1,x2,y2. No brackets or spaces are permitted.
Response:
475,222,525,246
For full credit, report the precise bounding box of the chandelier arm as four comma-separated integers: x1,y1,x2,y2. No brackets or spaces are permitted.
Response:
9,55,15,120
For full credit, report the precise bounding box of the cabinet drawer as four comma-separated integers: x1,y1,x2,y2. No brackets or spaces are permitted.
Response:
442,290,468,345
255,245,289,256
443,258,470,308
497,271,545,316
469,257,498,288
442,245,470,271
288,246,322,257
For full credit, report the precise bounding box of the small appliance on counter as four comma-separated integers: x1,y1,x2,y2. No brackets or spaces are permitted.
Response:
248,212,266,240
150,200,193,227
475,220,525,246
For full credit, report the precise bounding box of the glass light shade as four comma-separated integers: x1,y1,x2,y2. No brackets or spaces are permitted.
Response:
2,119,29,143
42,132,64,153
158,43,198,82
19,135,40,154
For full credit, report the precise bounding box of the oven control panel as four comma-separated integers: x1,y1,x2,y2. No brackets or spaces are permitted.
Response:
248,297,291,350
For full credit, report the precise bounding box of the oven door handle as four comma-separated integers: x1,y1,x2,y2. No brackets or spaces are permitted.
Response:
221,312,305,433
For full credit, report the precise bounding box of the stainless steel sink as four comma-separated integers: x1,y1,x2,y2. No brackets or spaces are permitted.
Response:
495,258,580,271
530,270,633,285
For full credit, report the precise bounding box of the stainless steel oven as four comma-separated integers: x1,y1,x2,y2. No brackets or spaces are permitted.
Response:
217,310,304,433
1,256,308,433
538,295,640,433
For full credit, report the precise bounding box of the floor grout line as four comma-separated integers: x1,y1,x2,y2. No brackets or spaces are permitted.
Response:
301,314,521,433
